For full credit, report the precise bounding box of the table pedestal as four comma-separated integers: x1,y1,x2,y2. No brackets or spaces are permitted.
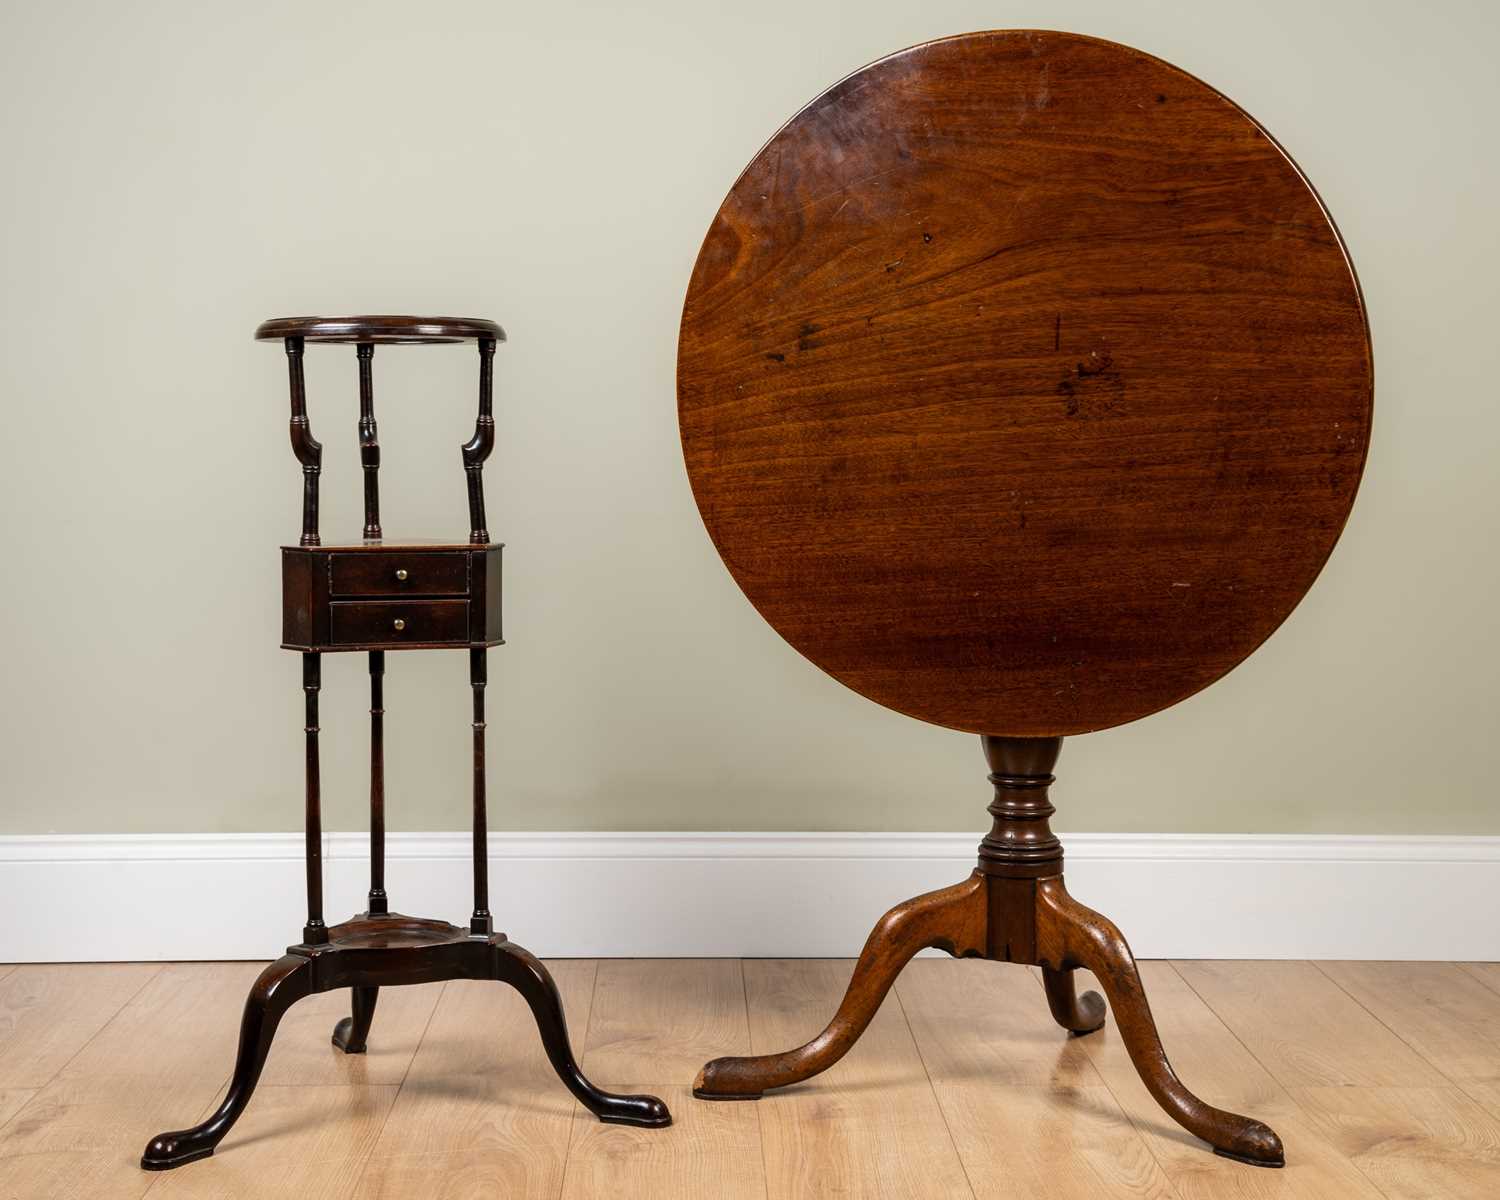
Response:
693,737,1283,1168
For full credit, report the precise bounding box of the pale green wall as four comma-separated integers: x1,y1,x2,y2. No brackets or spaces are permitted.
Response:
1,0,1495,836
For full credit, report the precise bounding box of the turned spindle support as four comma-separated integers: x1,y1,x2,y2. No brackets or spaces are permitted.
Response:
367,650,388,915
301,652,327,945
356,342,381,541
469,647,492,936
284,336,322,547
462,337,496,544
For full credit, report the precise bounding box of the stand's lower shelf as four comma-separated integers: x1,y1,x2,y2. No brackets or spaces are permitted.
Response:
141,910,671,1171
313,910,476,950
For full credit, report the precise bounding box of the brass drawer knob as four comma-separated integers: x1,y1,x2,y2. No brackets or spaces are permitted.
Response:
395,568,409,581
392,618,406,632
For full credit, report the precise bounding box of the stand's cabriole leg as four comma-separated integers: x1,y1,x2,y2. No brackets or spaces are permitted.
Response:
492,940,671,1127
356,341,381,540
332,986,379,1055
284,335,322,546
694,873,988,1099
141,954,313,1169
1034,878,1284,1167
302,652,327,945
469,647,492,936
368,650,387,915
462,336,496,544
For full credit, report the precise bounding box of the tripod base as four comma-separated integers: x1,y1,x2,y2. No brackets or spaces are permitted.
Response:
695,870,1280,1166
141,912,670,1171
694,737,1283,1169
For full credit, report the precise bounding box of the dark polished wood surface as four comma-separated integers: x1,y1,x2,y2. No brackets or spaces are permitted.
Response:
142,315,668,1172
281,544,504,651
143,914,670,1170
678,29,1372,737
255,315,505,344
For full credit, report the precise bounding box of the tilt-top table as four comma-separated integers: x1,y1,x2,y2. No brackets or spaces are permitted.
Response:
142,315,670,1171
677,31,1372,1167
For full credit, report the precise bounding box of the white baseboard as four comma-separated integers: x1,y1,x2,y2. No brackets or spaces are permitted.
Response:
2,832,1496,963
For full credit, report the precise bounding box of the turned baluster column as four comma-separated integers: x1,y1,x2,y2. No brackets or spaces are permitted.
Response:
977,735,1063,963
469,648,492,935
302,652,328,944
356,342,381,540
284,336,322,546
462,337,496,543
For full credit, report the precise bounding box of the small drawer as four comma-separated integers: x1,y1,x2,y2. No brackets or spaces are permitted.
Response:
330,553,468,597
329,600,470,647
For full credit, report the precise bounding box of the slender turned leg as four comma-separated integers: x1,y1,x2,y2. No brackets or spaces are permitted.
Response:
367,651,388,915
469,648,492,936
302,653,327,945
1036,877,1284,1167
142,954,313,1169
493,940,671,1127
329,651,388,1053
1042,967,1106,1036
332,986,379,1054
695,873,988,1099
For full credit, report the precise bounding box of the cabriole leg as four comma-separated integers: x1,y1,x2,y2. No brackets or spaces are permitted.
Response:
695,873,988,1099
332,986,379,1054
1042,965,1107,1035
1035,877,1284,1166
141,954,312,1169
493,939,670,1127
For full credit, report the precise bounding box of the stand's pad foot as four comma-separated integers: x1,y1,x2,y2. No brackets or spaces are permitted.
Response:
331,985,377,1055
140,1133,214,1172
331,1016,367,1054
594,1092,673,1128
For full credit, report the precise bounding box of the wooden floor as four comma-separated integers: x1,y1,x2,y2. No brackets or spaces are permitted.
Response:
0,958,1498,1198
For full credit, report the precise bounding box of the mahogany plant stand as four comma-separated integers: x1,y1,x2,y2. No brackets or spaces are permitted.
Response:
693,737,1282,1167
141,316,669,1172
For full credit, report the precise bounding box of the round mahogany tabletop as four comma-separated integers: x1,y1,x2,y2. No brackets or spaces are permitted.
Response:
677,30,1371,737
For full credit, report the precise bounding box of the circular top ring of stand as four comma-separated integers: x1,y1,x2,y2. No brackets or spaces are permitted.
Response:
255,316,505,344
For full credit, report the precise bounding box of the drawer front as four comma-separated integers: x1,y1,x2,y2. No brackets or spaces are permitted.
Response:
330,553,468,597
329,600,470,647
